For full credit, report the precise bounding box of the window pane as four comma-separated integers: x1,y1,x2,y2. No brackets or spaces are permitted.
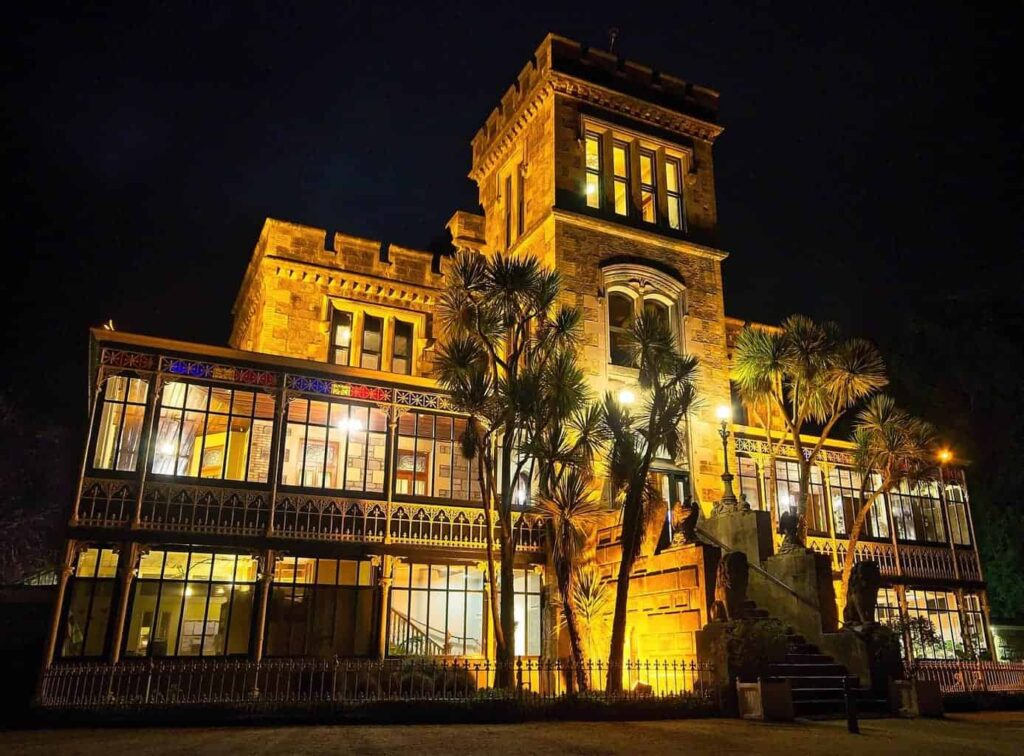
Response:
393,320,413,375
639,152,654,185
178,583,211,656
361,315,383,370
613,144,627,177
585,172,601,208
609,293,633,328
665,158,680,192
585,134,600,169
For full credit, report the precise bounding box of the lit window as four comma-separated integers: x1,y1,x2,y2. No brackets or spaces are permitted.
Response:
612,141,630,216
771,460,828,535
666,157,685,231
639,149,656,223
584,132,602,209
737,456,762,510
944,481,971,545
93,375,149,471
389,562,486,657
513,568,543,657
394,412,482,502
393,320,414,375
608,292,634,367
125,549,257,658
150,382,275,482
360,315,383,370
890,480,946,543
280,398,387,492
331,310,353,366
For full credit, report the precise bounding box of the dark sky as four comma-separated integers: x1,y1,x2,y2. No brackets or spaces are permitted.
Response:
2,0,1020,424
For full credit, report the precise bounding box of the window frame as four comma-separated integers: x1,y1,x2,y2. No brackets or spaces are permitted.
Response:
360,315,384,371
392,319,414,376
123,548,258,659
90,374,150,474
148,380,276,485
393,410,483,505
279,396,388,496
611,139,631,217
665,156,686,231
584,131,603,210
638,148,657,223
330,308,354,367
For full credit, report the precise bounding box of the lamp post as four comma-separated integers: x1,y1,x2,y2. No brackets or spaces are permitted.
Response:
716,405,738,510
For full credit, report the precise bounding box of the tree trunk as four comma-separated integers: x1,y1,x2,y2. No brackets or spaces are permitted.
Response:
839,491,884,606
478,452,503,659
606,490,641,693
497,519,516,688
557,562,589,692
796,457,812,544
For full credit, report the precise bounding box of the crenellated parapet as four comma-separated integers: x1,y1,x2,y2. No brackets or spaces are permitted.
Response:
470,34,722,182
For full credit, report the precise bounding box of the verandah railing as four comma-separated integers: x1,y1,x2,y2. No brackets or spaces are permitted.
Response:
911,659,1024,693
39,657,716,710
75,477,544,552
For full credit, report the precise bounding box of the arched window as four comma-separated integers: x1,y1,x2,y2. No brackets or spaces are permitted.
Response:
608,292,634,367
602,263,687,370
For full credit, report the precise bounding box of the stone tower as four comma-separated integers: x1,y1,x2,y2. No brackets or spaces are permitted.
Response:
453,34,732,512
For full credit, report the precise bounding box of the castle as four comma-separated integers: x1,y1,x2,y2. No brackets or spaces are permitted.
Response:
37,35,993,705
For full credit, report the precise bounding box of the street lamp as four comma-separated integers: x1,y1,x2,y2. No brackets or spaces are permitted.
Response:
617,388,636,406
715,405,738,508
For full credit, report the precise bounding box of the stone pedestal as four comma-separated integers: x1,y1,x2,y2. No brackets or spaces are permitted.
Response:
701,509,773,566
762,550,839,633
695,621,735,714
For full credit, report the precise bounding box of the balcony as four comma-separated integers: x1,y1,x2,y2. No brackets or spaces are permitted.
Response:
806,536,981,583
75,476,545,553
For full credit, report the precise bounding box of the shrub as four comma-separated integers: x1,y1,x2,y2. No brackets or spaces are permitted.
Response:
727,618,788,682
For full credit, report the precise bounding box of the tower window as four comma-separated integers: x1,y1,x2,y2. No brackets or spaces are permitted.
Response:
612,141,630,217
331,310,353,366
608,292,634,367
360,315,383,370
393,320,414,375
639,150,656,223
504,174,513,250
517,167,525,237
666,157,685,231
585,132,602,209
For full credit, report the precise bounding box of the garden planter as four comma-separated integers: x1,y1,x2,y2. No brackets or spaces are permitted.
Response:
736,678,794,721
889,679,944,717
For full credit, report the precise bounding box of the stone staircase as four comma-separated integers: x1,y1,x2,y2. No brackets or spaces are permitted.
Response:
742,600,889,719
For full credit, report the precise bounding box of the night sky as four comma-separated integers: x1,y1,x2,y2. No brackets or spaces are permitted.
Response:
3,1,1020,435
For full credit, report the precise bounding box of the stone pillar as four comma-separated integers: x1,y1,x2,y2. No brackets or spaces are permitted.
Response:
374,555,393,660
109,543,145,663
40,540,80,672
701,509,773,566
252,549,277,661
762,549,839,633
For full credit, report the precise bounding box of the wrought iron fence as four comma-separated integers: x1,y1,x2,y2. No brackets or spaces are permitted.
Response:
39,657,716,710
911,659,1024,693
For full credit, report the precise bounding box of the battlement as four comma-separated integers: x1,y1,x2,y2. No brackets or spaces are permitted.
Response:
471,33,720,169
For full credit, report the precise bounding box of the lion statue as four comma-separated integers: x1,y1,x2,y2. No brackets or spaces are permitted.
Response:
843,560,882,629
671,497,700,545
777,510,805,554
710,551,749,622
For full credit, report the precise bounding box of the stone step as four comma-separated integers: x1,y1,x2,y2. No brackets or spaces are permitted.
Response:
783,652,836,665
792,687,846,702
770,662,848,677
793,698,848,717
785,675,849,689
